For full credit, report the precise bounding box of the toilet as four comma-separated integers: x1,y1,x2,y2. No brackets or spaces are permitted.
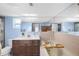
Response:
1,46,11,56
0,39,12,56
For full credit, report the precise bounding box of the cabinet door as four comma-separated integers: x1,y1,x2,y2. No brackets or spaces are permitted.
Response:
32,40,40,46
32,40,40,56
12,40,40,56
12,40,26,56
32,46,40,56
25,46,33,56
12,45,26,56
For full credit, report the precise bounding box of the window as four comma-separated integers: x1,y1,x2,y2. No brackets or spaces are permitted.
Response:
74,22,79,32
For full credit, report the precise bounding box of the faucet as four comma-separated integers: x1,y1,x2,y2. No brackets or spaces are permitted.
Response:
21,29,26,36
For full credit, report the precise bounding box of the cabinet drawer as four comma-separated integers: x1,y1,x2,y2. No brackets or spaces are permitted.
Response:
13,40,33,46
32,40,40,46
12,46,26,56
25,46,33,56
12,40,20,44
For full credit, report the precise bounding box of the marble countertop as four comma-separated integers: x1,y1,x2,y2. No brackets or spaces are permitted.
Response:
13,36,40,40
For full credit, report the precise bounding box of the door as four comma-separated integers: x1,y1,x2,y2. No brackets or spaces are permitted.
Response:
0,17,5,48
58,24,61,32
74,22,79,32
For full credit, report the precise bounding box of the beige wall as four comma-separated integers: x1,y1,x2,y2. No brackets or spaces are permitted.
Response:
40,31,50,42
40,31,54,43
54,32,79,56
40,32,79,56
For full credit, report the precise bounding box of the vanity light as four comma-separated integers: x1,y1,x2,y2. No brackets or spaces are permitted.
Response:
22,14,38,16
25,17,38,19
75,15,79,17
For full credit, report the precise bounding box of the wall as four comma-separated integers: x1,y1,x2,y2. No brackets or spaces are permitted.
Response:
40,31,52,43
5,16,33,47
61,22,74,32
40,31,79,56
54,18,79,23
54,32,79,56
5,16,21,46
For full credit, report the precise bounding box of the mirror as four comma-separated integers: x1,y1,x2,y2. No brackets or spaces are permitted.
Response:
55,22,79,32
13,18,21,30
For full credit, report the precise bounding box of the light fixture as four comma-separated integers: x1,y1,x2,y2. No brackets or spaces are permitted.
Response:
29,3,33,6
22,14,38,16
75,15,79,17
25,17,38,19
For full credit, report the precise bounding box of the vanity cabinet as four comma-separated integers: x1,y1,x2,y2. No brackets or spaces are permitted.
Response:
12,40,40,56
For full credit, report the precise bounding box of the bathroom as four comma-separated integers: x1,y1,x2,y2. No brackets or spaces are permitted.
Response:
0,3,79,56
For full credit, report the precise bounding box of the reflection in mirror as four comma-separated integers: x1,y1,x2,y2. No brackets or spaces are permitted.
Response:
13,18,21,30
32,23,40,32
54,22,76,32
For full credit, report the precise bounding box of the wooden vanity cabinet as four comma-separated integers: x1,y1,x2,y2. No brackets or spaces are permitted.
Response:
12,40,40,56
32,40,40,56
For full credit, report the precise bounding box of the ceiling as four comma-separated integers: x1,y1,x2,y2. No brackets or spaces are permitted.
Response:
0,3,73,17
0,3,78,23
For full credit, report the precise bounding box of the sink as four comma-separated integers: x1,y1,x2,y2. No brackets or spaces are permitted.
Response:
13,36,40,40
